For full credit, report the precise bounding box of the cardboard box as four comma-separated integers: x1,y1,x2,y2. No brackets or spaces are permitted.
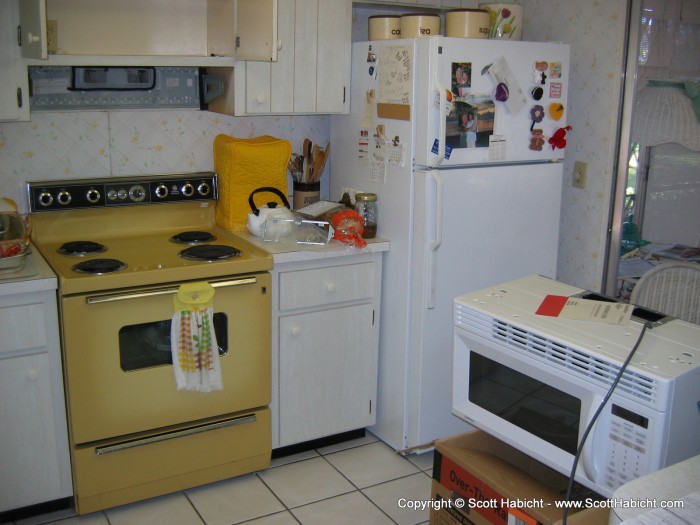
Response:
430,430,609,525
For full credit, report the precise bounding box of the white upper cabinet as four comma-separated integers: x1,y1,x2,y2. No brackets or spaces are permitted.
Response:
211,0,351,115
17,0,277,66
0,0,30,121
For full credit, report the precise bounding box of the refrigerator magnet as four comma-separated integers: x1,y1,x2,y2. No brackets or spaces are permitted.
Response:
549,103,565,121
548,126,572,150
549,82,563,99
529,129,545,151
530,105,545,130
533,61,548,84
549,62,562,79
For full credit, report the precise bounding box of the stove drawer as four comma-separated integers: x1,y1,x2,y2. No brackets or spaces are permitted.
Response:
72,408,271,514
279,261,373,310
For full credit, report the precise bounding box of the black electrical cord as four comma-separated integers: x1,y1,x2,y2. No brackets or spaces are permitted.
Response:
561,320,652,525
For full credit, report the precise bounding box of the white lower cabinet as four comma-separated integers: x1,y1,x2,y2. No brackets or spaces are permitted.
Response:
272,251,383,448
0,284,72,512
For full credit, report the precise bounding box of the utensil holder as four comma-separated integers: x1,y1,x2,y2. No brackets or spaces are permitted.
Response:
293,182,320,210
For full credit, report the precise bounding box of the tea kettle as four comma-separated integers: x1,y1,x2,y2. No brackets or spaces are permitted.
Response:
247,187,294,238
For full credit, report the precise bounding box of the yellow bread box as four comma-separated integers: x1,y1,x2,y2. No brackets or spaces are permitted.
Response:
214,134,292,231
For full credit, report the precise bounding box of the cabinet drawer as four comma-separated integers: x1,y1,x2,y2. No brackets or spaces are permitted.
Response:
279,262,373,310
0,302,47,356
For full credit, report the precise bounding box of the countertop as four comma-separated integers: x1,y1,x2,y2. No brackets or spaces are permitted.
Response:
236,231,390,265
0,243,57,294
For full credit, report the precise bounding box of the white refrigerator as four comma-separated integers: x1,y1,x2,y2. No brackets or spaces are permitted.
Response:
330,37,571,451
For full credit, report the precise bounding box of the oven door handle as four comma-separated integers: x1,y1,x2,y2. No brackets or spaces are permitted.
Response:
94,413,258,455
85,276,259,304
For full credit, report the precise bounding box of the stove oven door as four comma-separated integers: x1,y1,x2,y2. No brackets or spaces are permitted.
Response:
61,273,271,446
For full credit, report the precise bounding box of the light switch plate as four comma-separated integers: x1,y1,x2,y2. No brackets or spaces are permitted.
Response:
573,161,588,189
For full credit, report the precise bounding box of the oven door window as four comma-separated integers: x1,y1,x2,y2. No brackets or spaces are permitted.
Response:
469,353,581,455
119,314,227,371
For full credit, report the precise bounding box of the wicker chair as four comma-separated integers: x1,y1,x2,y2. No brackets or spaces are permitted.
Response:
630,261,700,325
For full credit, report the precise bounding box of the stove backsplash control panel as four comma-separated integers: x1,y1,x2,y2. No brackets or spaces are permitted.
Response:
27,173,218,212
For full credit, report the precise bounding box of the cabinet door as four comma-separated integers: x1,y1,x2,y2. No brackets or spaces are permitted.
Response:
235,0,278,61
316,0,350,113
230,0,350,115
0,354,66,511
0,0,30,121
19,0,47,59
279,303,376,446
292,0,318,113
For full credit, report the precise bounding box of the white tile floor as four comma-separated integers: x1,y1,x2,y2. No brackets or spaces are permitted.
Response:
13,434,435,525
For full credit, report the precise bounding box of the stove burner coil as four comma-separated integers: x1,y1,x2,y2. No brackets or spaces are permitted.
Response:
72,258,127,275
170,231,217,245
59,240,106,256
179,245,241,262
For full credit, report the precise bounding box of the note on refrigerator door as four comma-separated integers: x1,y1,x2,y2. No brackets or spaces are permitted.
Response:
484,56,526,114
377,45,412,105
370,133,387,184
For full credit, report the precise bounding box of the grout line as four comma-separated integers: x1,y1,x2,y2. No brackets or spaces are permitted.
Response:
181,491,207,525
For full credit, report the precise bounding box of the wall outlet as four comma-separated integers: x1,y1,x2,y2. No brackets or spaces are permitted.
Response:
573,161,588,189
46,20,57,54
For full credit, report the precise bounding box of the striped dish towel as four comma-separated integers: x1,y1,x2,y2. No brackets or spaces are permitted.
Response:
171,283,223,392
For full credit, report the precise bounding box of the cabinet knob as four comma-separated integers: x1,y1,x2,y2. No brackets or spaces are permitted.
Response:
277,39,283,50
256,93,267,104
27,32,41,44
27,369,39,381
326,282,337,292
291,326,301,337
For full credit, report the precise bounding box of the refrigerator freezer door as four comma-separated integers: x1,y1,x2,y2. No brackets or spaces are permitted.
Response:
414,37,570,167
404,163,563,449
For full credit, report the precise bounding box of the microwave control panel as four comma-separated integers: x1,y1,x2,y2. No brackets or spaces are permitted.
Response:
602,404,650,490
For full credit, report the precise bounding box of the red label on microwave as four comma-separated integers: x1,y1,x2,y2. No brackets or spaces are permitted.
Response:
535,294,569,317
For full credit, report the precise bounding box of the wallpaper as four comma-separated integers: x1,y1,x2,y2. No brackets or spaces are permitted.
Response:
522,0,628,291
1,0,628,292
0,110,330,214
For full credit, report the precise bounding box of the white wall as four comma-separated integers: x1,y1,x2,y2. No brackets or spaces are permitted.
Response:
522,0,629,291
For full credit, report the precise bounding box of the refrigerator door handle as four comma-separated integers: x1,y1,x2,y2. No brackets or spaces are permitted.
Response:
426,170,443,309
432,83,446,168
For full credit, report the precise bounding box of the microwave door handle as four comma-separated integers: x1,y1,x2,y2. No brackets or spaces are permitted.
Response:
426,170,443,309
579,395,604,484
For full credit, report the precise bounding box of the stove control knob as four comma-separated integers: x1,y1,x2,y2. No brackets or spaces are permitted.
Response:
155,184,169,199
129,185,147,202
57,190,72,206
181,183,195,197
117,189,128,200
197,182,211,196
86,188,101,204
38,191,54,207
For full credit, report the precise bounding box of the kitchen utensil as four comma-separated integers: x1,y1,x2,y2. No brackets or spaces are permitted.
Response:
247,187,295,238
302,138,313,183
312,150,327,183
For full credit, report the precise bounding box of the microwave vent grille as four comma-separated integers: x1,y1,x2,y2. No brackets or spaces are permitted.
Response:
454,306,658,406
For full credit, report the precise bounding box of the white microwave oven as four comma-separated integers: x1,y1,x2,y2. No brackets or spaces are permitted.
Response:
452,275,700,498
